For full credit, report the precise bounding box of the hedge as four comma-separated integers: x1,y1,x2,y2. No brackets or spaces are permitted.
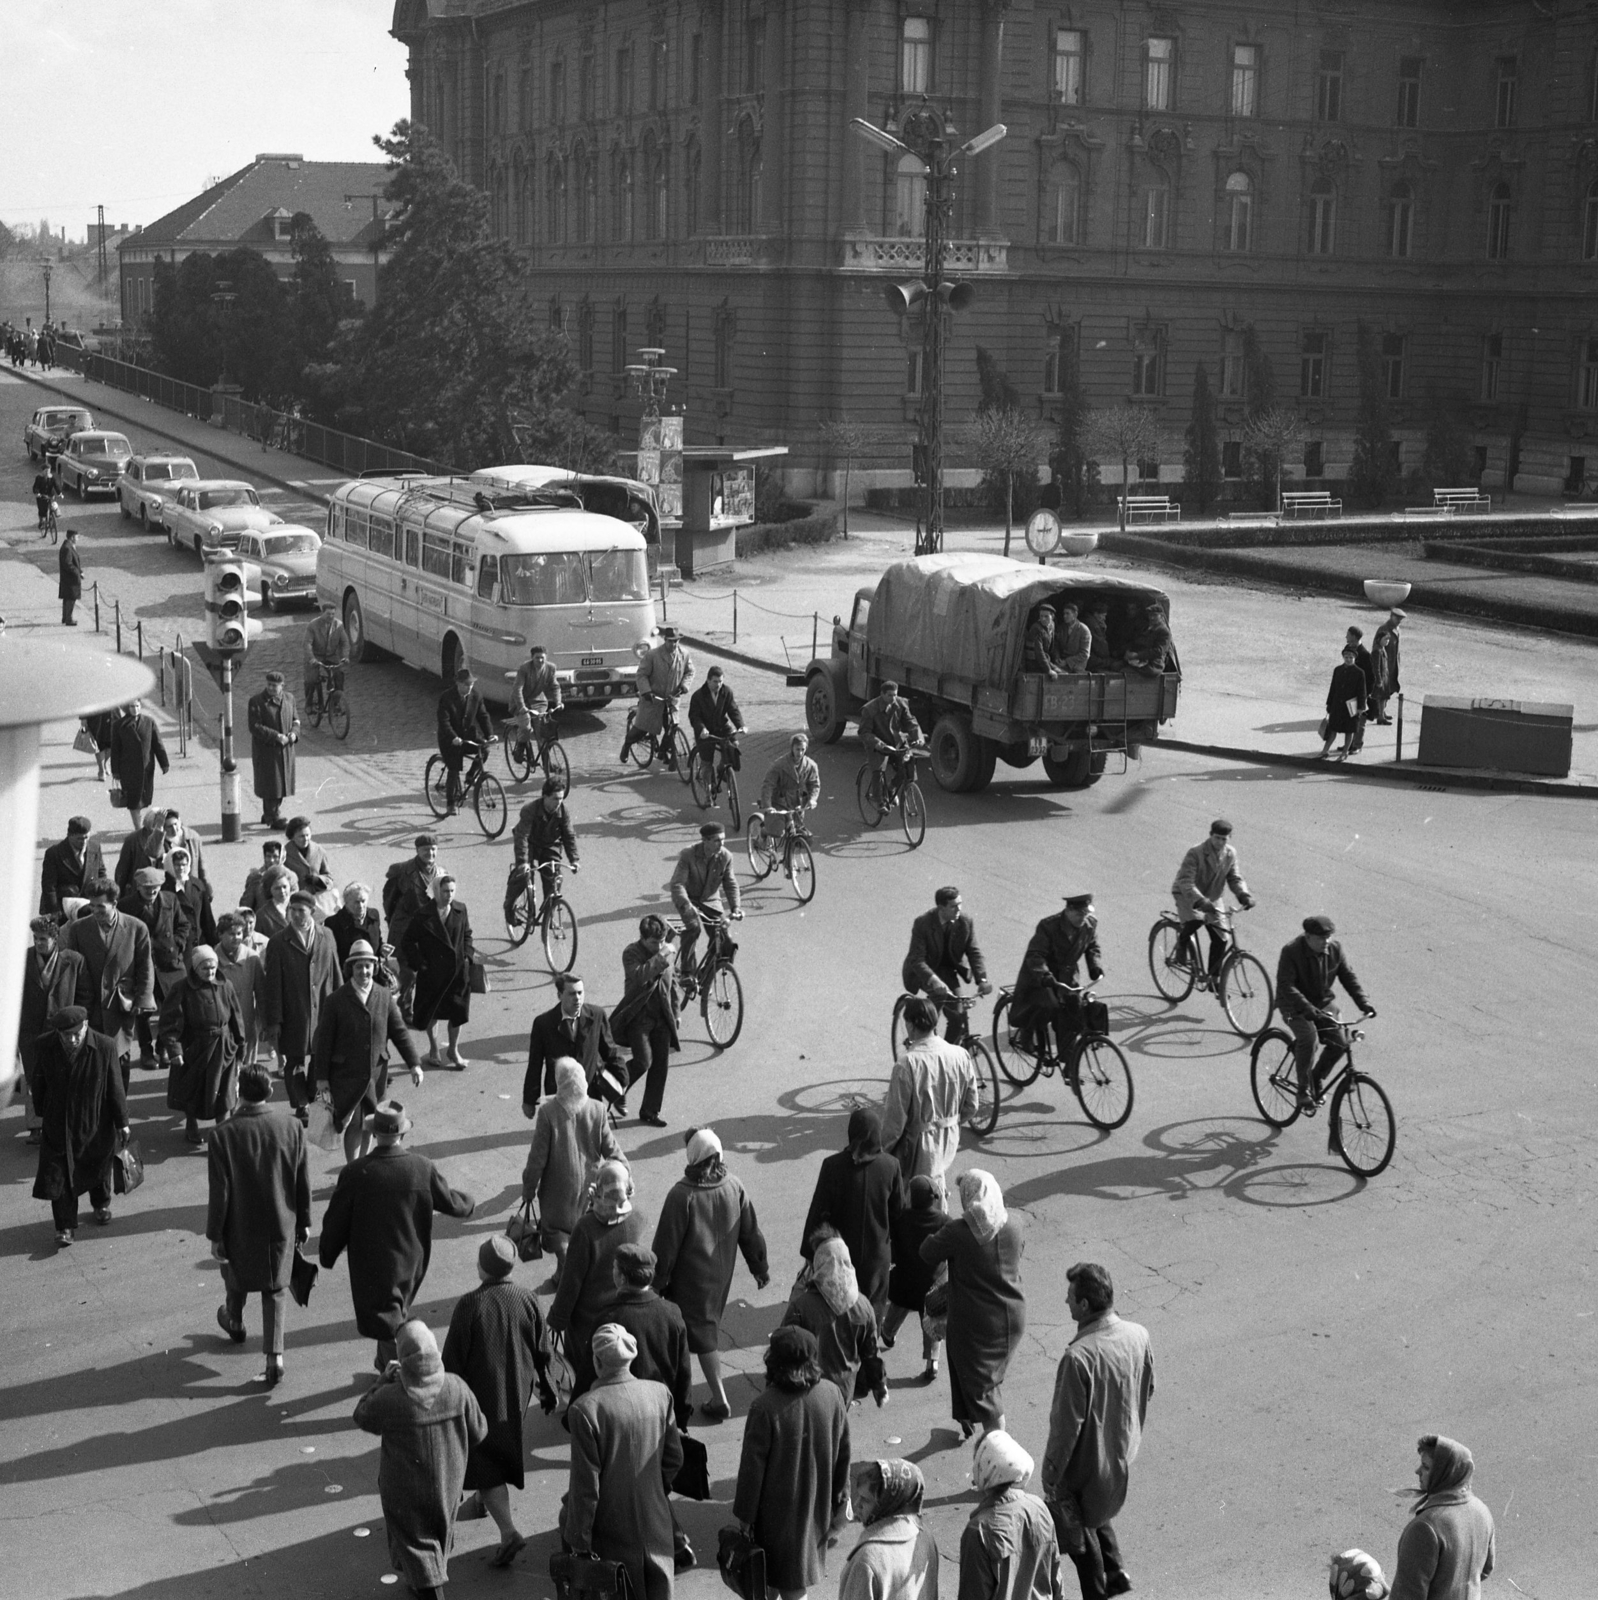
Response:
735,504,841,557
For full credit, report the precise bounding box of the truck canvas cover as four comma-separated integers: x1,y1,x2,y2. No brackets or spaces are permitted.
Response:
865,554,1171,690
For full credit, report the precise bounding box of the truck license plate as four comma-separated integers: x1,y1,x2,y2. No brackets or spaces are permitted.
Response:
581,656,604,666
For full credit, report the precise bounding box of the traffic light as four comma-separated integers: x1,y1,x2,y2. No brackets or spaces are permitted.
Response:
885,279,975,316
204,553,255,653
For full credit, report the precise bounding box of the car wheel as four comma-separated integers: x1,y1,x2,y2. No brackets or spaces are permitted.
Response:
261,586,275,613
138,505,148,530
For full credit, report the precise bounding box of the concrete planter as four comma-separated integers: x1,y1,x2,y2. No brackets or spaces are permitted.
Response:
1363,580,1412,606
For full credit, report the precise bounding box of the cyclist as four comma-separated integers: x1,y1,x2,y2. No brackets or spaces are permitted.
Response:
32,466,55,532
511,642,564,765
622,625,695,767
436,665,495,815
857,679,922,805
505,776,580,929
687,664,745,778
903,885,992,1037
751,733,820,850
303,604,349,716
669,821,743,984
1169,819,1255,987
1009,892,1103,1058
1275,915,1376,1114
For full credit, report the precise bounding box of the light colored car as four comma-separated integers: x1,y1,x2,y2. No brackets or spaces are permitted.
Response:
119,453,199,531
54,430,132,498
238,525,322,610
164,480,282,558
24,405,94,461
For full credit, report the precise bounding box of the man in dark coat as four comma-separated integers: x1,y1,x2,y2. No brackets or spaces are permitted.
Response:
326,882,387,973
247,670,299,828
1275,914,1376,1112
800,1107,905,1320
58,527,82,624
436,665,493,813
32,1007,129,1248
120,865,190,1071
384,834,439,1022
208,1065,311,1385
524,972,626,1109
113,809,169,895
1371,609,1404,723
161,944,246,1144
400,874,474,1069
319,1099,476,1368
1344,626,1375,755
572,1244,693,1428
39,815,103,916
443,1234,558,1566
108,702,170,830
610,914,681,1128
1319,644,1370,760
902,885,993,1034
20,917,85,1141
261,892,340,1118
59,880,153,1079
505,777,581,927
1011,893,1104,1057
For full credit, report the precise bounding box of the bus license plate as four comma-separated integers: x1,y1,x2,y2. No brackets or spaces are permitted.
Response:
581,656,604,666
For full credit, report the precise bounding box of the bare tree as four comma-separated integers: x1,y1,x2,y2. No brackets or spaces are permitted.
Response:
817,415,871,537
1084,405,1161,531
1242,404,1306,512
961,407,1052,555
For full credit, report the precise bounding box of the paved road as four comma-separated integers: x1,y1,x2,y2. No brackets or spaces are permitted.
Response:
1,377,1591,1599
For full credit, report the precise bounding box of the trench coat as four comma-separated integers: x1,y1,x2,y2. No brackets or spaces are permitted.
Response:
160,971,246,1122
310,980,420,1125
19,946,85,1099
247,688,298,802
32,1028,127,1203
801,1148,905,1315
957,1486,1061,1600
260,925,340,1061
108,711,169,812
205,1102,311,1292
521,1094,625,1237
651,1169,769,1353
58,910,152,1042
921,1215,1027,1430
401,900,474,1029
562,1372,684,1600
879,1037,978,1195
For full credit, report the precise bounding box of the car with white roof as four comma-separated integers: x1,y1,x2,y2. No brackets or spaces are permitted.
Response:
164,480,282,558
238,524,322,610
119,453,200,530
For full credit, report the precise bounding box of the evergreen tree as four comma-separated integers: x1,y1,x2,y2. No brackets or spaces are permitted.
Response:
1417,387,1472,491
1051,332,1093,519
1183,363,1221,513
975,345,1022,412
1241,324,1281,508
1349,320,1398,508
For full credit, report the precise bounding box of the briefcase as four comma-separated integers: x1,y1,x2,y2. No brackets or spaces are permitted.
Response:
716,1526,766,1600
674,1433,710,1500
469,959,489,995
289,1249,319,1308
113,1133,145,1195
551,1552,632,1600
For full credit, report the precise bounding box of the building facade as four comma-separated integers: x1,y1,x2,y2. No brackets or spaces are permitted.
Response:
392,0,1598,497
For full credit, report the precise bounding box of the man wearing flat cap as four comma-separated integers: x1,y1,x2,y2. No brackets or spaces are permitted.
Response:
622,626,695,767
384,834,440,1023
436,664,494,815
1371,609,1405,725
262,890,340,1120
1275,916,1376,1113
120,862,190,1072
39,816,104,918
247,669,299,829
32,1006,128,1248
1169,821,1255,988
20,917,86,1142
1011,893,1105,1059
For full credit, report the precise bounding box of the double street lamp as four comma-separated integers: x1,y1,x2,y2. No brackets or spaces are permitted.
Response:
852,102,1005,555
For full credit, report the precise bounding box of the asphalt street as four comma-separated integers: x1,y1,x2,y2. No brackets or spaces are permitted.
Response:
0,371,1592,1600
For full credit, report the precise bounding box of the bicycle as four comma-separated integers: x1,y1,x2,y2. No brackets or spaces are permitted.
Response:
304,661,351,741
424,738,508,838
855,745,928,848
41,498,60,543
626,694,693,780
1147,905,1273,1038
889,991,1001,1137
670,907,744,1048
503,709,570,793
689,734,743,830
1248,1016,1393,1177
504,858,580,974
990,983,1134,1131
746,807,815,905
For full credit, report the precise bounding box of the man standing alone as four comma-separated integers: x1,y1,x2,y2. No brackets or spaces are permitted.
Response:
58,527,82,625
247,671,299,830
1371,609,1404,724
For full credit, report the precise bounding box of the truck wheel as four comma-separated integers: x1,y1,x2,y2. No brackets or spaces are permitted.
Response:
969,737,998,793
1042,749,1107,789
930,713,982,792
805,667,847,744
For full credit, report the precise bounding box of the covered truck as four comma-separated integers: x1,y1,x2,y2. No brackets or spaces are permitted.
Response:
798,554,1181,792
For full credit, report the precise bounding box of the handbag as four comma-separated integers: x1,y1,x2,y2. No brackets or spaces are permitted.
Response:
469,958,489,995
306,1099,342,1152
73,724,98,755
674,1433,711,1500
551,1552,632,1600
113,1133,145,1195
289,1248,319,1307
716,1526,766,1600
108,784,124,810
1317,715,1330,742
506,1198,544,1262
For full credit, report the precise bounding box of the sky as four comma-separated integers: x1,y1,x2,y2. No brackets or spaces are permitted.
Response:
1,0,411,238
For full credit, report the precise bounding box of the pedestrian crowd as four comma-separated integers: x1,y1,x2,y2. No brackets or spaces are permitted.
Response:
3,316,58,369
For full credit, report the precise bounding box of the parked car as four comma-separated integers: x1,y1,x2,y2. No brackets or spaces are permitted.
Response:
164,480,282,557
119,453,200,530
24,406,94,462
54,431,133,498
238,525,322,610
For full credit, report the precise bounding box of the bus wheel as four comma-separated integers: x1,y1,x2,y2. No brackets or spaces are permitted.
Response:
343,591,373,663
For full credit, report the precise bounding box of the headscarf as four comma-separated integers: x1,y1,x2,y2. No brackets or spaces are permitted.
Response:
971,1429,1034,1492
685,1126,726,1183
848,1106,883,1162
811,1235,859,1316
554,1058,588,1110
591,1322,638,1378
851,1459,925,1525
958,1169,1008,1245
591,1158,633,1221
395,1320,446,1404
1411,1435,1476,1514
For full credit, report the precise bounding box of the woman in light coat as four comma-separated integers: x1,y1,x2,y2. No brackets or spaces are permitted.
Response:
522,1058,625,1285
839,1459,939,1600
1388,1434,1495,1600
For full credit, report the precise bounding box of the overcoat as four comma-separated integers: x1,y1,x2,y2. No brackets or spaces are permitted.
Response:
401,900,474,1029
801,1148,905,1315
118,886,189,992
205,1102,311,1292
1325,661,1369,735
921,1215,1027,1430
1012,914,1103,1014
217,950,266,1061
525,999,625,1102
521,1095,625,1236
285,837,333,897
1373,622,1401,699
571,1285,693,1426
261,925,340,1060
161,971,245,1121
247,688,297,802
310,980,419,1125
841,1514,941,1600
548,1207,652,1354
113,825,168,893
887,1200,948,1314
39,837,105,914
957,1487,1060,1600
169,875,217,952
59,911,152,1040
782,1283,882,1404
19,946,85,1087
651,1169,769,1354
326,906,386,970
58,537,82,599
108,711,169,812
32,1028,127,1202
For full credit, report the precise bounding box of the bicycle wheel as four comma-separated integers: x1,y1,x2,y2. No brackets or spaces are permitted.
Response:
1249,1029,1302,1128
628,724,655,769
900,782,927,848
788,838,816,905
424,755,450,819
1331,1073,1396,1178
856,765,886,828
965,1040,1001,1137
328,693,350,742
504,883,536,948
889,995,910,1059
746,818,776,880
703,961,744,1048
688,750,713,809
1147,919,1196,1002
505,731,533,783
724,771,741,831
671,727,693,782
1220,950,1274,1038
992,993,1043,1088
474,771,508,838
541,896,580,975
1073,1036,1134,1131
305,694,324,731
542,740,571,795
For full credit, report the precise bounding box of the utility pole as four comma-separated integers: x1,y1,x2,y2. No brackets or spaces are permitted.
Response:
42,262,52,324
96,205,107,287
219,656,239,842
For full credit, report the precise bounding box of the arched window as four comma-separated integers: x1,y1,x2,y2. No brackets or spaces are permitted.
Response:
1388,182,1413,258
1487,181,1512,260
1224,171,1252,252
1046,159,1081,246
548,155,566,243
574,143,596,242
1308,179,1336,254
1584,179,1598,261
685,138,702,236
735,120,762,233
894,153,927,237
615,152,634,241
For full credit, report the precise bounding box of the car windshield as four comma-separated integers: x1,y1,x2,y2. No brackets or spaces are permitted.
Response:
147,462,197,482
198,488,259,510
499,548,648,606
81,437,130,457
261,533,319,556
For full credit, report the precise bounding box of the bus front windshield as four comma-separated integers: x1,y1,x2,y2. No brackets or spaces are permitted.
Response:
499,548,649,606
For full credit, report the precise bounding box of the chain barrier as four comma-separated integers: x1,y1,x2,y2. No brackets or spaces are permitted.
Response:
86,581,196,757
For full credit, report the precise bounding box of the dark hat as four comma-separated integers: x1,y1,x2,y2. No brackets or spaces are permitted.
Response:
659,625,680,640
50,1005,88,1031
289,890,316,909
479,1235,516,1279
1210,819,1234,835
133,866,164,889
768,1326,819,1365
67,815,92,835
264,670,285,685
455,665,474,681
1063,892,1094,908
700,821,725,839
364,1099,412,1136
344,938,377,967
614,1243,657,1283
415,832,437,848
30,915,57,936
1303,914,1336,936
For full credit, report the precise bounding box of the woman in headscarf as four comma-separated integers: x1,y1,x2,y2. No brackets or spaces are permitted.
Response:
522,1057,626,1288
734,1326,851,1600
800,1107,905,1321
353,1319,487,1600
164,844,216,953
920,1170,1025,1439
562,1323,684,1600
160,943,245,1144
882,1174,949,1385
1388,1435,1495,1600
549,1158,650,1393
651,1126,770,1420
783,1231,886,1408
959,1432,1060,1600
840,1459,939,1600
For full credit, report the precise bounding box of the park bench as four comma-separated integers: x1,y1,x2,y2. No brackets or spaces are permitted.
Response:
1280,490,1342,519
1120,494,1181,523
1433,487,1491,514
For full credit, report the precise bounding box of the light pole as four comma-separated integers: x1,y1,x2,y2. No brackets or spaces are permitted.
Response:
851,102,1005,555
210,281,237,389
623,345,678,422
42,262,52,325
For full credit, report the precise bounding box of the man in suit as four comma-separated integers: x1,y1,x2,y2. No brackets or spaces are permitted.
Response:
39,816,104,917
59,880,154,1086
208,1065,311,1386
902,885,993,1035
1276,915,1376,1113
32,1006,128,1247
436,665,493,815
523,972,626,1113
20,917,86,1141
119,865,190,1070
261,892,340,1120
108,702,170,833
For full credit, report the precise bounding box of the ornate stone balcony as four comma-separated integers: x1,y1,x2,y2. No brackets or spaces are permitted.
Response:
704,236,764,266
841,235,1009,273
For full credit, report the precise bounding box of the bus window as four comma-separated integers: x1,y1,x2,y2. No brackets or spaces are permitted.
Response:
590,547,650,601
451,543,472,587
327,505,341,540
369,515,395,559
422,529,452,578
404,527,421,567
477,555,499,599
500,552,589,606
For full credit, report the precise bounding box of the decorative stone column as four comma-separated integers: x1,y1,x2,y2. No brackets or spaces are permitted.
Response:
975,0,1009,239
841,0,874,236
703,0,727,232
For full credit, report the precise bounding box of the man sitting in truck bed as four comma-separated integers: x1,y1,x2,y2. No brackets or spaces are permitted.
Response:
857,680,922,802
1052,601,1093,674
1024,606,1063,678
1124,600,1174,672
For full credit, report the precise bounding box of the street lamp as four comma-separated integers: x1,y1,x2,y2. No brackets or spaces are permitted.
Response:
851,102,1006,555
42,262,52,325
210,281,237,389
623,346,678,420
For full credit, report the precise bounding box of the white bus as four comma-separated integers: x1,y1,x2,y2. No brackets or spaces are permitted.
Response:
317,475,656,708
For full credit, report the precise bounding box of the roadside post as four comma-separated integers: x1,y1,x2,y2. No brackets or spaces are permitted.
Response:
202,554,255,843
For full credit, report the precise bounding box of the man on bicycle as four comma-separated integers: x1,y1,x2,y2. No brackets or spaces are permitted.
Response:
303,604,349,715
1010,893,1103,1058
752,733,820,846
1275,915,1376,1113
505,777,580,929
857,679,922,804
669,821,742,982
511,643,564,760
33,466,55,532
688,665,745,775
621,625,695,767
436,665,494,815
1170,819,1255,987
903,886,992,1037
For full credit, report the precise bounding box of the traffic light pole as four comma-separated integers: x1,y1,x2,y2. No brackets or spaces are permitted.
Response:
920,141,950,558
219,653,240,842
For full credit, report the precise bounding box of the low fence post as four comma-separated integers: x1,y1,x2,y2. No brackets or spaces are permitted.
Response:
1395,692,1405,762
92,584,100,633
158,647,167,708
659,571,668,622
812,612,818,661
136,620,144,660
114,599,122,653
733,591,738,644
